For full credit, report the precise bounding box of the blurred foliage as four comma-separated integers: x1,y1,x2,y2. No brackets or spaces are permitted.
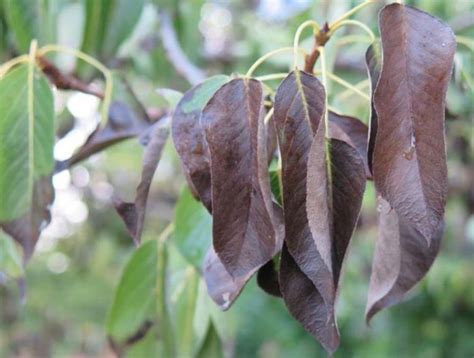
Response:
0,0,473,357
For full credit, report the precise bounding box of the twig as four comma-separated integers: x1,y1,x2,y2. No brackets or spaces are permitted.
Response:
36,56,104,99
158,10,206,85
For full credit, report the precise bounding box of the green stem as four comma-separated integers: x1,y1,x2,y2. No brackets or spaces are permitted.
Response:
293,20,321,68
257,73,289,82
246,47,306,77
0,54,29,78
456,36,474,52
326,72,370,101
328,19,375,42
329,0,376,29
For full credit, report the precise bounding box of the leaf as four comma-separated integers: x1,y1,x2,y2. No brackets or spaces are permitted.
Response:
201,78,281,278
373,4,455,243
174,187,212,269
196,322,224,358
365,197,443,323
328,111,370,178
274,71,366,353
102,0,145,58
279,244,339,354
172,75,229,211
0,233,24,279
4,0,58,52
115,124,169,245
55,75,156,172
106,240,158,343
173,267,200,357
0,64,55,260
156,88,183,110
365,41,382,174
256,258,281,297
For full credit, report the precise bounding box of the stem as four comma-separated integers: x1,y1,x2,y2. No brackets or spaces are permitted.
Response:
158,222,175,244
0,55,29,78
37,44,113,124
456,36,474,52
27,40,38,220
264,107,274,124
326,72,370,101
329,0,376,29
335,35,373,47
293,20,321,68
246,47,306,77
338,79,370,100
257,73,289,82
328,19,375,42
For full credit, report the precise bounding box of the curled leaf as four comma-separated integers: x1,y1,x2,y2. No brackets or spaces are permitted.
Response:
256,258,281,297
373,4,455,242
366,197,443,323
172,75,229,211
201,78,280,279
115,123,170,245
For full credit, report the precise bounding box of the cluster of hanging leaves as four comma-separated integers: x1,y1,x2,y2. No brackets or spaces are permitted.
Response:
0,1,459,355
169,4,455,353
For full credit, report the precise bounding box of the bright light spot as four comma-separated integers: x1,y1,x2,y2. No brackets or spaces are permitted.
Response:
71,166,90,188
36,236,58,253
53,170,71,190
92,181,114,202
64,200,89,224
67,92,100,119
199,3,233,55
47,252,70,274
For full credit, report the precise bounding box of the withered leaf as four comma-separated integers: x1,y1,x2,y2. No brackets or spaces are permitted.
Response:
114,123,169,245
328,111,370,178
172,75,229,212
201,77,281,279
366,197,443,323
256,258,281,297
279,244,339,354
365,41,382,174
373,4,455,242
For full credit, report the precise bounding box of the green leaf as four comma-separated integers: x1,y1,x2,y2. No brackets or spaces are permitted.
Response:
0,232,23,279
4,0,59,52
156,88,183,110
106,240,158,342
103,0,145,57
173,267,200,357
173,187,212,269
0,63,55,259
196,322,224,358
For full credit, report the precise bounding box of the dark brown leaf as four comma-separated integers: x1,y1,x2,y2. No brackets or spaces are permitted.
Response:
201,77,281,279
114,123,169,245
373,4,455,242
171,75,229,212
257,258,281,297
366,197,443,323
1,177,54,261
365,41,382,174
328,111,370,178
279,244,339,354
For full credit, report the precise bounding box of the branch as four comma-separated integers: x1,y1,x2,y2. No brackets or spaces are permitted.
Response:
158,10,206,85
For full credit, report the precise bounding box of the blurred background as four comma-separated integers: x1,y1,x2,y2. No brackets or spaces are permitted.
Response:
0,0,473,357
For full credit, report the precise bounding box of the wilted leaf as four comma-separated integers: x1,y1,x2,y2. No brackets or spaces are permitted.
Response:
366,197,443,322
373,4,455,243
365,41,381,173
0,64,55,260
328,111,370,178
279,244,339,354
201,78,281,278
115,124,169,245
174,187,212,269
172,75,229,211
106,240,157,343
257,258,281,297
